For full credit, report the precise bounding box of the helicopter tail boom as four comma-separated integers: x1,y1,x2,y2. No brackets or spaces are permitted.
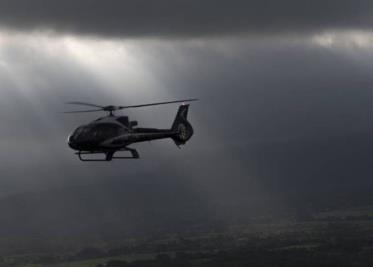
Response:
171,104,194,146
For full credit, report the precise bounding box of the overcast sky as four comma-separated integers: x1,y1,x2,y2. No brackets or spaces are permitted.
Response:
1,0,373,214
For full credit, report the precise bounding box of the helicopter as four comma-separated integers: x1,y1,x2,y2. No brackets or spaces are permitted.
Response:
65,99,197,161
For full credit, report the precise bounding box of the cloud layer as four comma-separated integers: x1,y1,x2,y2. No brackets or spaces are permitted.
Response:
0,0,373,37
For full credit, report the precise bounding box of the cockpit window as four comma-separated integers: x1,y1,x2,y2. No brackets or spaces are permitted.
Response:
73,123,122,142
72,126,86,139
91,124,121,140
98,123,121,137
74,127,84,135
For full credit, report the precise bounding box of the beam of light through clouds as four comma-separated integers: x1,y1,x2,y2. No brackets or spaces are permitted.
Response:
1,0,373,230
0,30,287,215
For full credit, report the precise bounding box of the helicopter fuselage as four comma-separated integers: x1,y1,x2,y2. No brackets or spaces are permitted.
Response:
68,116,175,151
67,104,194,161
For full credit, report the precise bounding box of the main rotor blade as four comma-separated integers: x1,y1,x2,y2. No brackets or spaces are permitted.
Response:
62,109,104,113
66,102,105,108
118,98,198,109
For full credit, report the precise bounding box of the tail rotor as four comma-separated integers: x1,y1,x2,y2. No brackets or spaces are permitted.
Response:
171,104,194,146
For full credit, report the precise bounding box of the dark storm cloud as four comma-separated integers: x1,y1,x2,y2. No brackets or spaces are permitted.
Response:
0,0,373,37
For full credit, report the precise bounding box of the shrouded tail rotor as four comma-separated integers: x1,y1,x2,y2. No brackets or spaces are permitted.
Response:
171,104,194,146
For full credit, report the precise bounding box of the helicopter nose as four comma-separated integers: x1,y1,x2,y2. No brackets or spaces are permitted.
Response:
67,134,78,150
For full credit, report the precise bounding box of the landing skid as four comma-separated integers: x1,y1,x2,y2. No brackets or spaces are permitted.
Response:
76,148,140,162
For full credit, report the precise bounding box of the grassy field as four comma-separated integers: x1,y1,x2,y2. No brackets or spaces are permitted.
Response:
16,253,158,267
7,207,373,267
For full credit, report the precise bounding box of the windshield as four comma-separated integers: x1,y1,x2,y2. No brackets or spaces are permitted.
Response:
73,123,122,142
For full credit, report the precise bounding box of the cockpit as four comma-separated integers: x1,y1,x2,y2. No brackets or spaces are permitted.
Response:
68,123,123,149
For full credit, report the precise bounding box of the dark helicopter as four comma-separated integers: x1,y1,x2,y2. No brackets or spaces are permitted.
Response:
65,99,197,161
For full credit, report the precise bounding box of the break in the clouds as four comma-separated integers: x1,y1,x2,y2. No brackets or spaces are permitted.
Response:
0,0,373,37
